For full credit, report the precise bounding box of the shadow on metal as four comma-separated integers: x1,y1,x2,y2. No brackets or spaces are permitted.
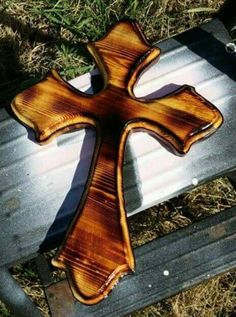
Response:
217,0,236,36
175,26,236,82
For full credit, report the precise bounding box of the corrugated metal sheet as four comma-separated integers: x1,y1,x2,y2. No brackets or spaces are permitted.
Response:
0,19,236,267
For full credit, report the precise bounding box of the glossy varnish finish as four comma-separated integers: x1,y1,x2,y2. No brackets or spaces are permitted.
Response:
11,20,223,304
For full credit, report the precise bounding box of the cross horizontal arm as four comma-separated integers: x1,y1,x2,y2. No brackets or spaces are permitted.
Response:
126,85,223,154
11,70,103,143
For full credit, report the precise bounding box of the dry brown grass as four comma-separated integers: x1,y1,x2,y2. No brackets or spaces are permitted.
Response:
129,178,236,248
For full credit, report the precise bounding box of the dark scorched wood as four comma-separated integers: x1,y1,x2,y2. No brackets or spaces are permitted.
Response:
11,20,223,304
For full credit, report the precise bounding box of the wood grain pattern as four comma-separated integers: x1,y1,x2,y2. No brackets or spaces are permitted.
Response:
11,20,223,305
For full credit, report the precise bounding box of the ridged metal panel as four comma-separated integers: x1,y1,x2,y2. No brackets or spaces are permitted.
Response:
0,19,236,267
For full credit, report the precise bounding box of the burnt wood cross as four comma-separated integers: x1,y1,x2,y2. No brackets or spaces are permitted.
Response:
11,20,223,305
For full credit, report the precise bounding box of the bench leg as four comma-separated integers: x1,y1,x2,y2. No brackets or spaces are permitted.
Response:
0,267,43,317
35,254,76,317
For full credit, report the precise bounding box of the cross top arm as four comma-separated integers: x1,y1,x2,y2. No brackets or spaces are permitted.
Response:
87,20,161,91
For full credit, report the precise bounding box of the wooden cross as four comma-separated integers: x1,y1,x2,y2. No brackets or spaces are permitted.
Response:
11,20,223,305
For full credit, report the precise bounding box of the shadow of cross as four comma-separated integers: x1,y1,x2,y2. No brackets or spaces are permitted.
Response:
11,20,223,305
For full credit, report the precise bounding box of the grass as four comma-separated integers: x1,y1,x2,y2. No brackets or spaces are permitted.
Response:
0,0,224,105
1,0,236,316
